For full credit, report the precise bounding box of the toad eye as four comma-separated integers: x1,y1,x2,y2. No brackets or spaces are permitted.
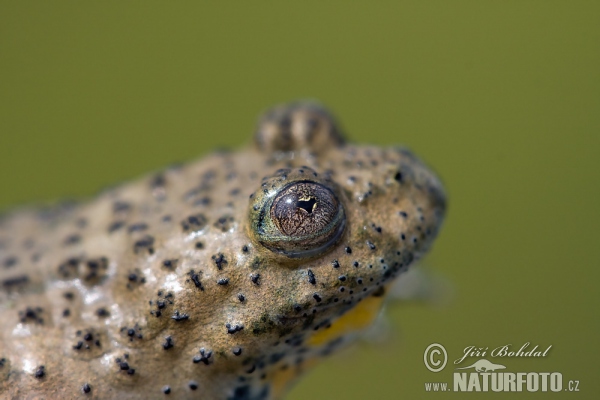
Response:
248,169,346,258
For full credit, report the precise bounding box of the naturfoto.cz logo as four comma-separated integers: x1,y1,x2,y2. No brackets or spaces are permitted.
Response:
423,343,580,393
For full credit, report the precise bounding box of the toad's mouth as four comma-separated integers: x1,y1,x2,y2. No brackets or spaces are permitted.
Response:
275,285,386,325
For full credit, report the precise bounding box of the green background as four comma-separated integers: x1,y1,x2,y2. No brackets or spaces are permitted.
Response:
1,1,598,398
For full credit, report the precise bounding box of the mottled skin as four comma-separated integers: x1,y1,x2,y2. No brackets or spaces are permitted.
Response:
0,102,446,399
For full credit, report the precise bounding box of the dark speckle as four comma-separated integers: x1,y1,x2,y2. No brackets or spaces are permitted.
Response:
113,201,131,213
233,347,243,356
307,269,316,285
212,253,228,270
345,246,352,254
171,311,189,321
63,234,81,246
181,214,207,232
128,223,148,233
242,245,249,253
34,365,45,379
313,293,322,303
226,323,244,334
188,270,204,291
399,211,408,218
250,273,260,285
2,274,29,290
217,278,229,286
133,235,155,254
82,383,91,394
192,348,212,365
163,336,174,350
394,171,403,182
331,260,340,268
189,381,198,390
238,294,246,302
3,256,17,268
338,275,346,282
367,241,376,250
96,308,110,318
108,221,125,233
163,386,171,394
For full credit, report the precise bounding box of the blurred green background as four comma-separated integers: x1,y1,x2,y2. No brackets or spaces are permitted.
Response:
1,1,598,398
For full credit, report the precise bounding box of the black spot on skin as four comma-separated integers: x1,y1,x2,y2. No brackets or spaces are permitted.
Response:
181,214,207,232
34,365,45,379
238,294,246,302
394,171,403,182
189,381,199,390
366,241,376,250
193,196,212,207
171,311,189,321
162,259,177,269
133,235,155,254
96,307,110,318
331,260,340,268
2,275,29,290
226,323,244,334
83,257,109,283
113,201,131,213
195,241,204,249
250,273,260,285
313,293,322,303
338,275,346,282
214,215,234,232
64,292,75,300
212,253,228,270
63,233,82,246
401,233,406,240
217,278,229,286
242,245,249,253
192,348,212,365
128,223,148,233
19,306,44,324
108,221,125,233
345,246,352,254
163,336,174,350
307,269,316,285
399,211,408,218
163,386,171,394
150,173,166,188
233,347,243,356
188,270,204,291
62,308,70,317
82,383,91,394
3,256,17,268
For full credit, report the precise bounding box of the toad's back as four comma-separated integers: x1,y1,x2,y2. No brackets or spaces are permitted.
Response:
0,102,446,399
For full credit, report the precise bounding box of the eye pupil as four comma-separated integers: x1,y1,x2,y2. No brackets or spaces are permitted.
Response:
296,198,316,214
